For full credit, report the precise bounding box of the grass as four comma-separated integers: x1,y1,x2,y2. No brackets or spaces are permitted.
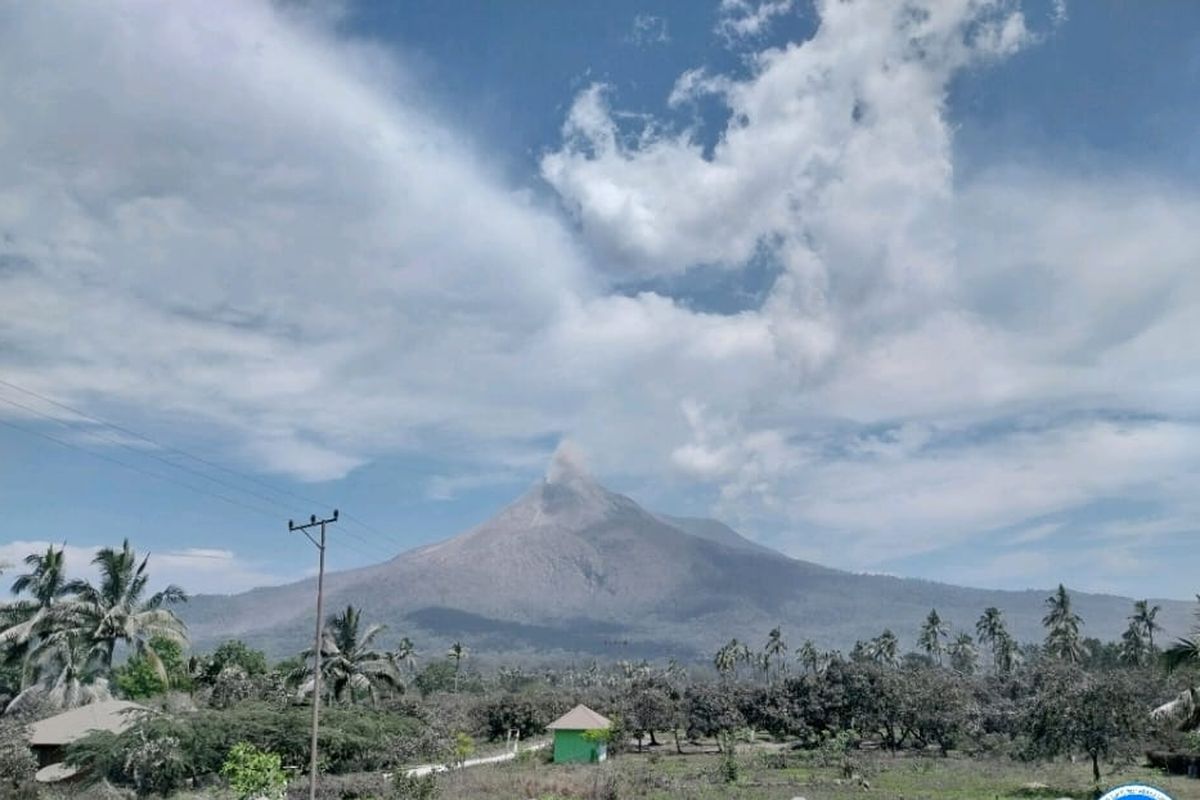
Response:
432,745,1200,800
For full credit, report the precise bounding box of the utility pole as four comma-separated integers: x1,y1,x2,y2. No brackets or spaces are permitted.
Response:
289,509,338,800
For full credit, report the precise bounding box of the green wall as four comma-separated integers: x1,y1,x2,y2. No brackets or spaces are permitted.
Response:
553,730,604,763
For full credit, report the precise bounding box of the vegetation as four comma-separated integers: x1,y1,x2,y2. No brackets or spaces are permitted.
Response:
0,541,1197,799
221,742,287,800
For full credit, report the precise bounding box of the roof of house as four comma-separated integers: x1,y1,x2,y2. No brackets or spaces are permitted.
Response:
27,700,148,747
547,704,612,731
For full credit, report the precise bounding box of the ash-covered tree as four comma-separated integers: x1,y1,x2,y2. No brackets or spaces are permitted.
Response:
1023,664,1146,782
947,632,978,675
975,607,1009,673
918,609,948,665
1042,584,1084,662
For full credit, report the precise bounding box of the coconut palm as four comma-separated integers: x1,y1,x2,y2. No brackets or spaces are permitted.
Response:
1042,584,1083,662
975,607,1008,672
714,639,740,680
0,544,71,651
299,605,402,704
447,641,469,692
868,629,900,668
994,631,1022,674
796,639,823,675
1164,595,1200,673
1130,599,1162,651
394,636,418,672
918,609,948,665
5,629,112,715
61,539,188,678
947,632,978,675
764,627,788,682
1120,619,1148,666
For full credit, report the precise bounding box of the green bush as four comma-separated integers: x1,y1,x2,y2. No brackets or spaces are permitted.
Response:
221,742,287,800
67,703,425,791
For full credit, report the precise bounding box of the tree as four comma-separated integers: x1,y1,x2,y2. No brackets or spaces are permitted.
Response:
947,632,978,675
867,629,899,668
796,640,823,675
394,637,418,673
918,609,948,665
994,631,1022,675
1130,599,1161,651
714,640,740,681
1024,666,1146,782
0,544,71,652
1164,595,1200,673
975,607,1008,673
447,641,468,693
298,605,402,704
115,635,189,698
764,627,788,683
5,629,112,714
197,640,268,684
1119,619,1148,666
1042,584,1083,662
62,539,188,676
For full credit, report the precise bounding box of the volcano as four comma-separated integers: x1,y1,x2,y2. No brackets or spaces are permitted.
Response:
181,455,1193,661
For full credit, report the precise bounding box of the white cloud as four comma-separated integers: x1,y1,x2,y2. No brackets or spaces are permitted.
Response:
0,0,1196,595
716,0,796,44
0,541,285,596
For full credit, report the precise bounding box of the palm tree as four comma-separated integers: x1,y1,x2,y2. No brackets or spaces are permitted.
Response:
1,544,71,651
447,641,469,692
1042,584,1083,662
1130,599,1162,651
62,539,188,678
5,629,112,715
1164,595,1200,673
947,632,977,675
299,605,401,704
994,631,1022,675
918,609,948,665
796,639,823,675
868,629,900,668
975,607,1007,672
764,627,788,682
394,637,418,673
1120,619,1148,666
714,639,740,680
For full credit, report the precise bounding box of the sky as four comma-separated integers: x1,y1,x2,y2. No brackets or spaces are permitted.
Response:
0,0,1197,600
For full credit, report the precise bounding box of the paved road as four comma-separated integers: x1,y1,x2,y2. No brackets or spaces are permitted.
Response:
400,742,550,778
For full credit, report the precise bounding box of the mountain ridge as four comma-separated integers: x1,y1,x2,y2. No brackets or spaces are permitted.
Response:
181,464,1194,660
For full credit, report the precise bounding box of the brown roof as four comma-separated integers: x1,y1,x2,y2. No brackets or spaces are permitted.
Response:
28,700,147,747
547,704,612,730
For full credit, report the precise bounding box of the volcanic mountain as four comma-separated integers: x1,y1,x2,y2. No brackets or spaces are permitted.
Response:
182,461,1194,660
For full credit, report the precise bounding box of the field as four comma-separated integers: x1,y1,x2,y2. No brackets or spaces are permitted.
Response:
431,747,1200,800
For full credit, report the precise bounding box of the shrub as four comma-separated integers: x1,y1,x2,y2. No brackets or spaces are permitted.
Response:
123,727,189,797
0,717,38,799
285,772,392,800
221,742,287,800
393,771,439,800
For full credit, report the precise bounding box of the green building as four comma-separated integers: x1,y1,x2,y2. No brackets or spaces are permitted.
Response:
547,704,612,764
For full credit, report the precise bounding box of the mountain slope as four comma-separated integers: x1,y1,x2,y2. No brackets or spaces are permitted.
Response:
182,463,1195,661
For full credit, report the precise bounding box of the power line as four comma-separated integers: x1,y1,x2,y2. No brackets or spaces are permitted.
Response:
0,379,408,558
0,412,387,564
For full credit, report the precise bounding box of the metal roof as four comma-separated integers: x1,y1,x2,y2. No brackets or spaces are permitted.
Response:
27,700,147,747
547,704,612,730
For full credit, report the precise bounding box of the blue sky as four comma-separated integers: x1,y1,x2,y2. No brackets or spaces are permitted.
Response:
0,0,1197,599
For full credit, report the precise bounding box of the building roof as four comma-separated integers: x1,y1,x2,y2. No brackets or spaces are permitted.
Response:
547,704,612,731
28,700,148,747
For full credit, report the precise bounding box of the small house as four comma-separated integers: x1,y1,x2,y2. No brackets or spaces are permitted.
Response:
547,704,612,763
27,700,147,782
